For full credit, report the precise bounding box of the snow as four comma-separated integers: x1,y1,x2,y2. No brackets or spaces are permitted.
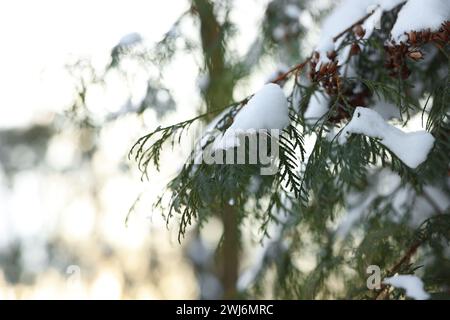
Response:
338,107,435,169
316,0,373,55
304,91,330,125
193,106,232,164
265,65,289,83
214,83,290,150
315,0,378,66
118,32,142,47
316,0,450,45
378,0,405,11
315,0,407,67
362,6,383,40
313,0,449,62
391,0,450,42
383,274,430,300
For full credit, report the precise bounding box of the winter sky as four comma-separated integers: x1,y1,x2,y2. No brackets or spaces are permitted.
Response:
0,0,189,128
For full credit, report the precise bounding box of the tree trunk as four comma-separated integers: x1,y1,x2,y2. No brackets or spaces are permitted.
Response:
193,0,239,299
221,203,239,299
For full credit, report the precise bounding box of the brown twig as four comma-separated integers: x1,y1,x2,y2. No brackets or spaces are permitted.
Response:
375,212,450,299
374,239,424,299
422,189,444,215
388,241,423,275
332,9,377,43
271,59,310,84
270,3,390,86
332,1,407,42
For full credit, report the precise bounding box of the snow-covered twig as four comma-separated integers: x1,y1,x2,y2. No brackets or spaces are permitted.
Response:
338,107,435,169
383,274,430,300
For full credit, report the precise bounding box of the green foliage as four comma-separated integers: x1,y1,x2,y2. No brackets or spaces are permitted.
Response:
123,1,450,299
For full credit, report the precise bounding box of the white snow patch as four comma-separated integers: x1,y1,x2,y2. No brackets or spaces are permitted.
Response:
391,0,450,42
338,107,435,169
315,0,408,67
362,6,383,40
265,65,289,83
336,42,353,66
214,84,289,150
383,274,430,300
378,0,405,11
192,106,232,164
304,92,330,125
316,0,374,56
118,32,142,47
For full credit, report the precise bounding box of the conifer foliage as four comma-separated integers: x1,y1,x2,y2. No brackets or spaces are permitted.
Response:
124,0,450,299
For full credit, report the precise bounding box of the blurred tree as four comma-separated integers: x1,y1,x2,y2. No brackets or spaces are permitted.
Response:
72,0,449,299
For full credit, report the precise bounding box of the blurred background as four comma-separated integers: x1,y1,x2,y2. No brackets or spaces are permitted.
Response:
0,0,336,299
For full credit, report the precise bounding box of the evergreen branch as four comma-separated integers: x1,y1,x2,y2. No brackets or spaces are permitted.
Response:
128,100,246,179
332,1,407,43
269,2,408,87
125,192,143,227
375,213,450,299
278,125,306,200
332,9,377,42
123,0,450,299
374,239,422,300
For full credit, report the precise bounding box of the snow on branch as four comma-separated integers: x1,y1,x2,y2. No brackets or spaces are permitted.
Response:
338,107,435,169
391,0,450,42
315,0,405,69
214,83,290,150
118,32,142,47
383,274,430,300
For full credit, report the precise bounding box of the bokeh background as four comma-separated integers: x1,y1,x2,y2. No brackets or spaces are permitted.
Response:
0,0,340,299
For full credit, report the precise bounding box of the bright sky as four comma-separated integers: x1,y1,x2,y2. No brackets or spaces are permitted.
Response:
0,0,188,128
0,0,268,250
0,0,190,268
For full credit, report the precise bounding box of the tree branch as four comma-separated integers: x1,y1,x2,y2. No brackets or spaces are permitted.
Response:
374,239,424,300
